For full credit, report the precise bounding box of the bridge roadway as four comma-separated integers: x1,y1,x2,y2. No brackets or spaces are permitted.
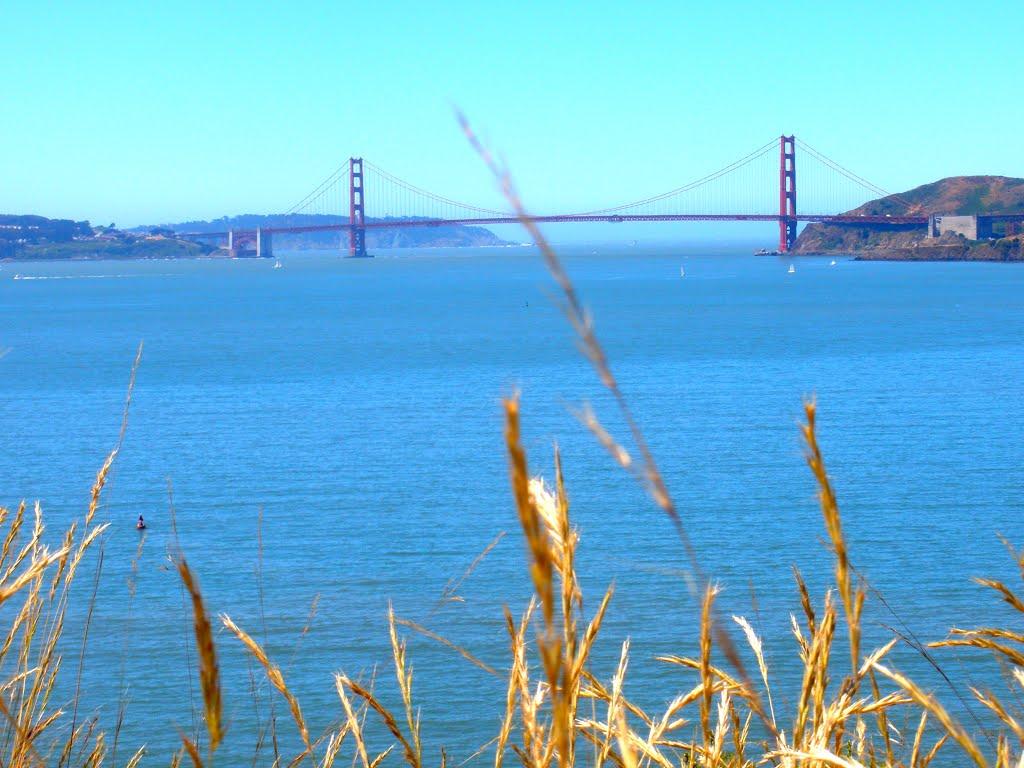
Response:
179,213,931,240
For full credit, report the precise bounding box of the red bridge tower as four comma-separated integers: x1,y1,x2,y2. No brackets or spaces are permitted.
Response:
349,157,369,258
778,135,797,252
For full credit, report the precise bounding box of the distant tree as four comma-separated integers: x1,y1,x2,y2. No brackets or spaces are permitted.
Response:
48,219,79,242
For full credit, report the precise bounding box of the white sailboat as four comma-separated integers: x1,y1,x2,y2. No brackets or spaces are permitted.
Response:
787,263,795,274
679,266,685,278
273,259,282,269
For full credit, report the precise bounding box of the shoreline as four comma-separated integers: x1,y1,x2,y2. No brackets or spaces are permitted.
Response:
0,243,536,265
795,248,1024,262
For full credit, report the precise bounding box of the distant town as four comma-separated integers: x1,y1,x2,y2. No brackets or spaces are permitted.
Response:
0,215,214,260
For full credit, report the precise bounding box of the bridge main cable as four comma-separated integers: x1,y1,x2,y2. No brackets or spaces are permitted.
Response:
285,163,351,215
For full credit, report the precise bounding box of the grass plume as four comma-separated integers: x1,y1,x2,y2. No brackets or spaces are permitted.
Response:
176,555,224,754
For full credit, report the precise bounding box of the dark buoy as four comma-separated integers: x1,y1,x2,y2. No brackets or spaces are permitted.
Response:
136,515,146,530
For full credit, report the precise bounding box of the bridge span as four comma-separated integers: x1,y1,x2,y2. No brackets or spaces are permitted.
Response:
178,137,940,258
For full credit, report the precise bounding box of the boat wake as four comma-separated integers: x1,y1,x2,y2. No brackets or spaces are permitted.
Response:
11,273,175,281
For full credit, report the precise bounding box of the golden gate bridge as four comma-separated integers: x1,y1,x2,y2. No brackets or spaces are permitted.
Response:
178,136,932,258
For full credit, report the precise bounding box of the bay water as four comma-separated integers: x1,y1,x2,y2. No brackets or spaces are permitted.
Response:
2,244,1022,762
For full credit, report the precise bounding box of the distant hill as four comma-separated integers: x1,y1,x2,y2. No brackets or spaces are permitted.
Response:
847,175,1024,217
136,214,512,250
1,211,511,261
0,214,216,261
794,175,1024,260
12,238,214,261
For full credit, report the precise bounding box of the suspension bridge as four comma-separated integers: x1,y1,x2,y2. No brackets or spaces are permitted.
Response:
179,136,932,258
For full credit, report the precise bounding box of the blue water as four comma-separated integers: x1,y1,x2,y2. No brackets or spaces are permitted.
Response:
2,244,1023,763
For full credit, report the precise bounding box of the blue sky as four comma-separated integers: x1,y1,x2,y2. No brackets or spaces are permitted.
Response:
4,0,1023,233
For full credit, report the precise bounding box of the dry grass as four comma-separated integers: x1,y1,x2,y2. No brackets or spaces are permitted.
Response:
176,556,223,755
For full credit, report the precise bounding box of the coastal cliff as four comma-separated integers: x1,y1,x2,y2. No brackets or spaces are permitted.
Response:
793,176,1024,261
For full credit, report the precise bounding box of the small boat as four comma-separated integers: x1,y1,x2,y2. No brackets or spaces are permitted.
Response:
788,264,796,274
273,260,282,269
679,266,685,278
136,515,146,530
829,259,837,266
12,274,21,280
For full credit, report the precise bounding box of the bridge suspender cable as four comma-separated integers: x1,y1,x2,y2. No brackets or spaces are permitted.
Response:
795,138,914,211
362,160,514,217
567,138,779,216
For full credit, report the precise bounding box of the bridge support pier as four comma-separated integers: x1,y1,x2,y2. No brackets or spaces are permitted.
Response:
226,228,259,257
348,157,370,257
256,228,273,258
348,225,367,258
778,135,797,252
